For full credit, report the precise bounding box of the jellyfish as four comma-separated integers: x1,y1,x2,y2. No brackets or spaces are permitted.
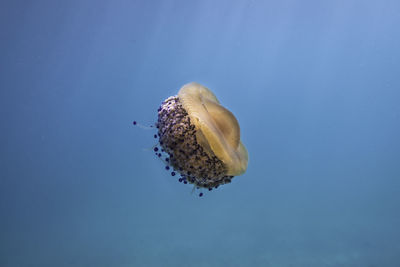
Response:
136,82,248,195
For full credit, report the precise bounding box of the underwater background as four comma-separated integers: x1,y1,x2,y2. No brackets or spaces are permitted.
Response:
1,0,400,266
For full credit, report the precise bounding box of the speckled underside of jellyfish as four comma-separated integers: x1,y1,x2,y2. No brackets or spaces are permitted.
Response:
156,96,233,188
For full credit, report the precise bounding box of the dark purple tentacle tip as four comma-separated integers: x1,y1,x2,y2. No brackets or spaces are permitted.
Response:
133,121,137,125
199,193,203,197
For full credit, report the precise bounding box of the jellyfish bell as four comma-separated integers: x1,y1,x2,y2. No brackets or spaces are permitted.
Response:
155,82,248,190
178,82,248,176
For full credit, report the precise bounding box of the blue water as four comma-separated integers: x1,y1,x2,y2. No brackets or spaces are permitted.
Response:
1,0,400,266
